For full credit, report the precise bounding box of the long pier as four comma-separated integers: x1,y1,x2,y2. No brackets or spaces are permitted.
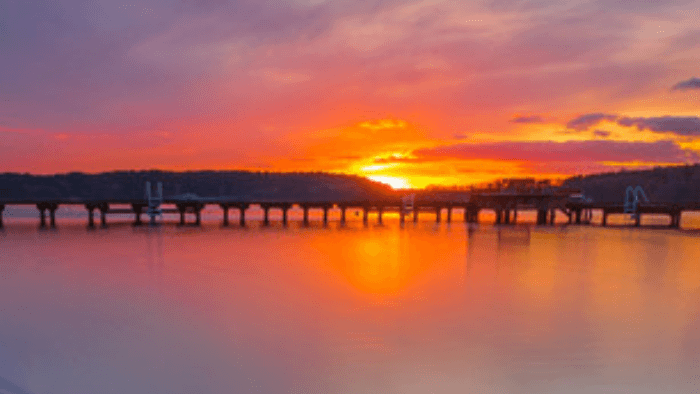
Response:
0,191,571,228
2,192,698,230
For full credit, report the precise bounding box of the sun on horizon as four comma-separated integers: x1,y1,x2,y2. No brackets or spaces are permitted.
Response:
366,175,413,190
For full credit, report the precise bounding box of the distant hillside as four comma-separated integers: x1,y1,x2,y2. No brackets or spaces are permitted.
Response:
0,171,395,202
5,166,699,205
563,164,700,203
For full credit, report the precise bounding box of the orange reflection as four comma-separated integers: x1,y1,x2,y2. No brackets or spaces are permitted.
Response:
350,238,404,293
309,230,426,295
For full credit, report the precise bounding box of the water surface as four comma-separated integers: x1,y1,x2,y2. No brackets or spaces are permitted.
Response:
1,217,700,393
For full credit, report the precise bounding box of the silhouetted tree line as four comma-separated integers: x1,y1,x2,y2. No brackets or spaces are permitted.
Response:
563,164,700,203
0,171,396,201
426,178,561,192
4,165,699,204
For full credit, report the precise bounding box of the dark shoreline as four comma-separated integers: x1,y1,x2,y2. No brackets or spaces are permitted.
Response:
2,163,700,204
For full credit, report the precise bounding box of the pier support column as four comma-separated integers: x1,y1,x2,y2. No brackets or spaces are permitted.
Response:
512,208,518,224
263,206,270,226
549,209,556,225
435,207,441,223
670,212,681,229
48,204,58,228
0,204,4,228
99,203,108,228
133,204,144,226
465,207,476,223
504,209,511,225
575,209,582,225
602,211,608,226
85,204,96,228
400,210,405,224
413,207,419,223
536,209,546,225
468,208,480,224
239,205,247,227
378,206,384,225
221,205,229,226
303,206,310,226
340,206,346,224
323,206,329,226
362,207,369,225
495,209,502,225
282,206,289,226
194,205,202,226
634,213,641,227
219,204,231,227
37,204,47,228
178,205,186,226
670,206,681,229
446,207,452,223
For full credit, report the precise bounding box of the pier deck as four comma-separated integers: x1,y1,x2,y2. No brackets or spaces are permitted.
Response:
0,191,569,228
2,191,698,230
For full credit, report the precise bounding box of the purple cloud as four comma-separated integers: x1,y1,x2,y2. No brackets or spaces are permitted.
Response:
414,140,698,163
510,115,545,123
671,77,700,91
566,113,618,131
617,116,700,136
593,130,611,138
565,113,700,136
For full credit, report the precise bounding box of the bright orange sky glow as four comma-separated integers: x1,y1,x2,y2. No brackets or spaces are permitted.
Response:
2,1,700,188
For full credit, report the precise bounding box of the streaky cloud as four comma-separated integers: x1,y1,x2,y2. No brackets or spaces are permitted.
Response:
671,77,700,91
566,113,700,136
617,116,700,136
414,140,697,163
566,113,618,130
510,115,545,123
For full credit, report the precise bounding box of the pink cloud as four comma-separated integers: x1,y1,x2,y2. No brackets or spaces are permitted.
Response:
414,140,698,164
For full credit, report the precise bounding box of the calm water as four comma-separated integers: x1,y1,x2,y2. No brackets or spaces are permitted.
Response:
2,213,700,393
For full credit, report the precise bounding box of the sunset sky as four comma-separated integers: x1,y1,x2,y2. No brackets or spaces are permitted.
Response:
2,0,700,188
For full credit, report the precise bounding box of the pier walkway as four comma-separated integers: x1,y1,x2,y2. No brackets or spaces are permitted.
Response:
2,190,698,230
0,190,570,228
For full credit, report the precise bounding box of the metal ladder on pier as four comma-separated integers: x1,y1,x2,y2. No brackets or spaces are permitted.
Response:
145,181,163,225
624,186,648,219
